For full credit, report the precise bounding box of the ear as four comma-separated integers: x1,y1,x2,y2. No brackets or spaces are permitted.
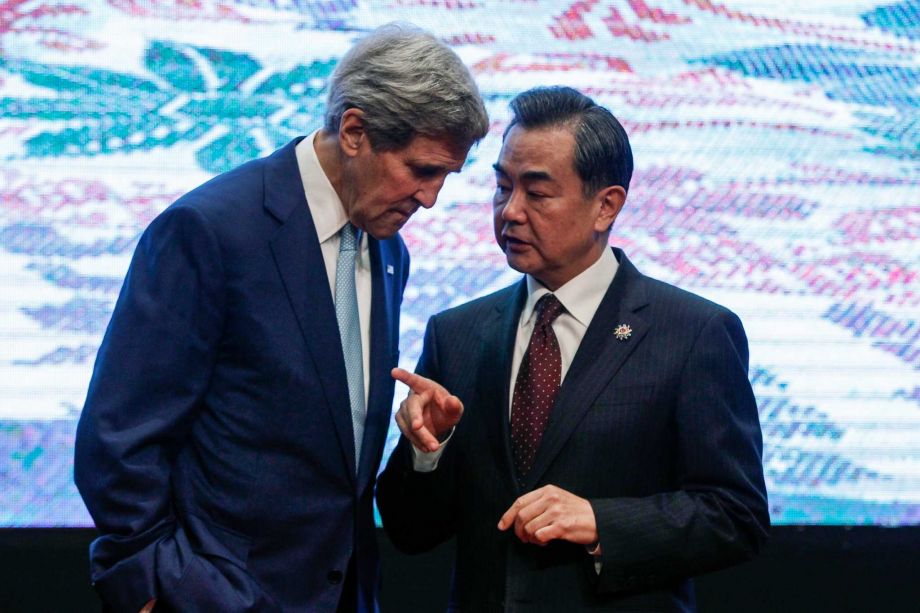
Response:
594,185,627,233
338,108,368,158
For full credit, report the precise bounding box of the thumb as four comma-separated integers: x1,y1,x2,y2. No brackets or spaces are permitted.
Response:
442,394,463,420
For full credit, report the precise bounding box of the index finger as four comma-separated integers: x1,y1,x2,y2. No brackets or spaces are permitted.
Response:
392,368,444,395
497,504,518,531
496,488,546,530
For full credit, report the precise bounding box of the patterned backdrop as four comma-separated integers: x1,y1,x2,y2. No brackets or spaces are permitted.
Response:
0,0,917,526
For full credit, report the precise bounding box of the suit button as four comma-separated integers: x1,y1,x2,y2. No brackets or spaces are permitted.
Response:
327,570,343,584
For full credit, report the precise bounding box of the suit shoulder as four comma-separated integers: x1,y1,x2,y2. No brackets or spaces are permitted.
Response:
140,198,217,243
170,157,267,219
146,155,279,252
431,283,519,328
641,275,740,326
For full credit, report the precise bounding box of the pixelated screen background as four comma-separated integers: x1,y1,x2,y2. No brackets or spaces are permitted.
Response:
0,0,917,527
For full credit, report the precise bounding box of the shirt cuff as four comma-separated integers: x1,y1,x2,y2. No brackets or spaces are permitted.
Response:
410,429,454,472
586,541,602,574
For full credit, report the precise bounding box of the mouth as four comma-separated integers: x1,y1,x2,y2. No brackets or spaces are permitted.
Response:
388,207,415,224
502,234,531,252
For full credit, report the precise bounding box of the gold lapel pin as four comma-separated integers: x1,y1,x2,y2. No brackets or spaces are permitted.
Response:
614,324,632,341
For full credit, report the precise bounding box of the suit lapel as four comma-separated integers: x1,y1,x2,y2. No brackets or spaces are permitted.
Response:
266,138,357,480
358,237,395,488
523,249,650,490
477,281,527,495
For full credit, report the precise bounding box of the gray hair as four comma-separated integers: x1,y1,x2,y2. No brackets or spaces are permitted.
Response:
324,23,489,151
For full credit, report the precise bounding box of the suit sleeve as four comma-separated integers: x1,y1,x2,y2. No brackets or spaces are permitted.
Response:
589,310,770,593
376,316,461,554
74,204,226,611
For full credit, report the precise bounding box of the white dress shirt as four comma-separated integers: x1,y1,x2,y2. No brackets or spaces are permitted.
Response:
413,247,619,471
295,131,372,407
508,247,619,413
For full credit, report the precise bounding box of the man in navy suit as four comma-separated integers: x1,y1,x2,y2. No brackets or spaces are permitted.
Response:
377,86,769,611
74,24,488,612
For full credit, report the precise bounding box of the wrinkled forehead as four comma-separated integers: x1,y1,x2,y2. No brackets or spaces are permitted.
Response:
395,133,472,168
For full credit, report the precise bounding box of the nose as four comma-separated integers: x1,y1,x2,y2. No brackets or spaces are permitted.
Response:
500,189,526,224
416,193,436,209
415,176,447,209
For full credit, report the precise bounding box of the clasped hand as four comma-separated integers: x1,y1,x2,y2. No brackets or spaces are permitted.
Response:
498,485,598,547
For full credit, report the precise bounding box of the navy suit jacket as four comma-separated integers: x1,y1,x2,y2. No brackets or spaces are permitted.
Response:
75,138,409,612
377,249,769,612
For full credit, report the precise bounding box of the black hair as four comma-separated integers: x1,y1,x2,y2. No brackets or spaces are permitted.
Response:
507,86,633,196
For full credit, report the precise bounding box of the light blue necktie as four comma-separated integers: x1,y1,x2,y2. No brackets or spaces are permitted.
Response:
335,222,366,468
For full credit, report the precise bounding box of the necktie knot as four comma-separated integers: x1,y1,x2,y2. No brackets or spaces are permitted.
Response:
339,222,359,253
535,294,565,329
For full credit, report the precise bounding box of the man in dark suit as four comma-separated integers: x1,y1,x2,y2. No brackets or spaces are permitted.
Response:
73,24,488,612
376,86,769,611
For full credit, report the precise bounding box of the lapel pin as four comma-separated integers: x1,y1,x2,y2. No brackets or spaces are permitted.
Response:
614,324,632,341
386,264,394,275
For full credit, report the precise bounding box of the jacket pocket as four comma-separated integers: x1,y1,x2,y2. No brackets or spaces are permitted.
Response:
185,513,252,568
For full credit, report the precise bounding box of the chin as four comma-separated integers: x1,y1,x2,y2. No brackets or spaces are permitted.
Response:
504,253,533,275
365,222,401,240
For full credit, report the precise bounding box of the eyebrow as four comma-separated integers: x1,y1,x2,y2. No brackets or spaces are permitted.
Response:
410,161,463,177
411,161,447,171
492,163,553,183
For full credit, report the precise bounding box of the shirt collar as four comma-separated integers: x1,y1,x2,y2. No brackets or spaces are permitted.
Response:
522,247,619,327
295,130,350,244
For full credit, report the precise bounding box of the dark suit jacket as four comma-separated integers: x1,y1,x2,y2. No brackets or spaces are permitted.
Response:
377,248,769,612
74,138,409,612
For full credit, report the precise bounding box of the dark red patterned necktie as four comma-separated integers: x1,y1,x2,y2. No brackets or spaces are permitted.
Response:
510,294,566,481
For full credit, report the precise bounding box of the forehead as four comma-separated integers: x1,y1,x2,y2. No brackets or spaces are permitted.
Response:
496,124,577,180
391,134,470,169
